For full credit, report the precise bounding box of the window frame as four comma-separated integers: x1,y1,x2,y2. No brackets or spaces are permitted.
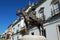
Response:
39,7,45,21
51,0,60,16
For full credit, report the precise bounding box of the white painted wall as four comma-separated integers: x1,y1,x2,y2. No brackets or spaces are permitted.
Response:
44,19,60,40
12,18,25,34
28,19,60,40
29,27,40,35
34,0,60,40
35,0,52,20
12,17,25,40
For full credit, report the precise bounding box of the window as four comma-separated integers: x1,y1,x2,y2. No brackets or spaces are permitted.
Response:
40,28,46,37
18,24,20,27
31,32,34,35
20,29,26,36
39,7,45,21
51,0,58,4
51,0,60,16
6,34,10,39
58,26,60,32
43,29,46,37
16,30,19,33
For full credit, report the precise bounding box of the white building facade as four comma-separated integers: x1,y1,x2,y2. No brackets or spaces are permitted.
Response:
11,17,25,40
2,0,60,40
11,0,60,40
28,0,60,40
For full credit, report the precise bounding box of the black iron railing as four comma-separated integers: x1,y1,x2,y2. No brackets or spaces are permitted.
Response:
51,7,60,16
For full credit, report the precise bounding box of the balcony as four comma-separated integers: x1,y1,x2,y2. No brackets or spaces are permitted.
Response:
46,0,60,21
51,7,60,17
51,0,60,16
46,7,60,22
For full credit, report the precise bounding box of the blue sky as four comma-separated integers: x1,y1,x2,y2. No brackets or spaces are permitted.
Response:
0,0,37,35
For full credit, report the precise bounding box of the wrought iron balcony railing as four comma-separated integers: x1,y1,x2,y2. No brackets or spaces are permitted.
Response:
51,7,60,16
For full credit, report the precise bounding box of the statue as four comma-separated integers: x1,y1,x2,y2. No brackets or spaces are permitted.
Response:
16,9,44,36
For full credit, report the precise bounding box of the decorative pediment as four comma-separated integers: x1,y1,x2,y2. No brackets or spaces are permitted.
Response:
39,7,44,13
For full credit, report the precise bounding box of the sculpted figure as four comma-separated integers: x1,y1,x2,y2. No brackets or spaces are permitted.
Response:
16,9,44,36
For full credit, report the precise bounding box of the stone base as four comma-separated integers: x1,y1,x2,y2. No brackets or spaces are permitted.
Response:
21,35,46,40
